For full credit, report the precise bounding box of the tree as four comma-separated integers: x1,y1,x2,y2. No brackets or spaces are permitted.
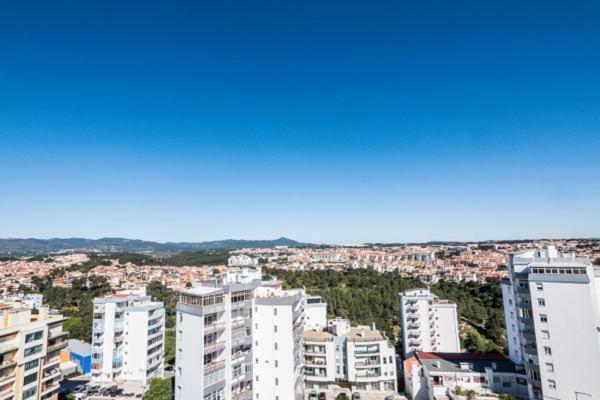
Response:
143,378,173,400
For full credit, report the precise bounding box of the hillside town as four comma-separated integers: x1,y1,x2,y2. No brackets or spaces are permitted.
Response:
2,239,598,294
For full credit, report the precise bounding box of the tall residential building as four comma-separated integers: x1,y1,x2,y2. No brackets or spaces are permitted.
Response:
502,246,600,400
304,318,397,396
0,302,67,400
252,282,305,400
91,287,165,385
398,289,460,357
175,268,261,400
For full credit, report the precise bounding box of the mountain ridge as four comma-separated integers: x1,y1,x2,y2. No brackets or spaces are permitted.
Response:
0,237,311,256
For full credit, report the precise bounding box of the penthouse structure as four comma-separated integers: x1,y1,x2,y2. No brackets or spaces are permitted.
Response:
175,268,261,400
0,302,67,400
303,318,397,397
399,289,460,357
253,282,305,400
502,246,600,400
91,287,165,385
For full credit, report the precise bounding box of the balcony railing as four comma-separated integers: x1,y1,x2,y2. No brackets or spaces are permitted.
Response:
204,360,225,374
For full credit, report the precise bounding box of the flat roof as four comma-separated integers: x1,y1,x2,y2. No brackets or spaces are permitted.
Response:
304,329,333,342
347,327,384,342
417,352,516,374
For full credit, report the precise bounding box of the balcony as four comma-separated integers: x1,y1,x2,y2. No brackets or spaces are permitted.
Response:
407,321,420,329
47,340,68,352
408,339,422,347
304,369,327,377
42,368,61,382
203,322,226,334
204,360,225,374
0,371,16,385
0,388,13,400
41,381,60,396
407,304,419,313
204,340,226,354
0,360,16,371
354,347,379,355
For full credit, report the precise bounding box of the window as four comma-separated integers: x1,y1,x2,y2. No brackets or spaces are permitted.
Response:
23,372,37,385
24,345,43,357
274,325,278,333
22,387,37,399
538,298,546,307
536,283,544,291
542,330,550,339
274,308,277,316
25,331,43,343
544,346,552,356
274,342,278,350
548,380,556,389
275,360,278,367
24,360,39,371
540,314,548,323
275,378,278,385
546,363,554,372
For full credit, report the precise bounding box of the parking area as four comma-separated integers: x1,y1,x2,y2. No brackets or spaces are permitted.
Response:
64,380,145,400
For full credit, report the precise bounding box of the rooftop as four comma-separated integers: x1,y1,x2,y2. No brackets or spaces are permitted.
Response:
416,352,516,374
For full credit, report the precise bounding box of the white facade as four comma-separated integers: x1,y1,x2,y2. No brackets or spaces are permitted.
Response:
91,287,165,385
403,352,528,400
399,289,461,357
304,318,397,396
228,255,259,267
305,296,327,329
502,246,600,400
175,268,260,400
252,284,305,400
0,302,67,400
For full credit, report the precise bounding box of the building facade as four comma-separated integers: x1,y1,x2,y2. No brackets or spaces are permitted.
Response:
176,268,261,400
0,302,67,400
91,287,165,385
404,352,528,400
304,318,397,396
252,283,305,400
305,295,327,330
399,289,461,357
502,246,600,400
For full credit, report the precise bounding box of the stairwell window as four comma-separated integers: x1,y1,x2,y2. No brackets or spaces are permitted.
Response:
540,314,548,323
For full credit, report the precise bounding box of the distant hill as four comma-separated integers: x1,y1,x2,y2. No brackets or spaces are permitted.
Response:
0,237,310,256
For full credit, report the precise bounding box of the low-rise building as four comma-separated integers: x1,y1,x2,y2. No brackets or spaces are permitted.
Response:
404,352,528,400
304,318,397,397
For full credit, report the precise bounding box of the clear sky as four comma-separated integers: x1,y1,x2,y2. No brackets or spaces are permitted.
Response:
1,1,599,244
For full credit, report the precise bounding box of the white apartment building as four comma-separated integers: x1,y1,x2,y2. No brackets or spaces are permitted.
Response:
0,302,67,400
304,318,397,396
399,289,461,357
176,268,261,400
91,287,165,385
305,296,327,329
228,255,258,267
253,282,305,400
502,246,600,400
404,352,528,400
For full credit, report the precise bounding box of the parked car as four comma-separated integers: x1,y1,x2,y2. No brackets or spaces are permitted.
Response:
352,392,361,400
309,391,318,400
318,393,327,400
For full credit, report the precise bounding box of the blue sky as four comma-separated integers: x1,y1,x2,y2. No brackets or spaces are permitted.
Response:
1,1,599,244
